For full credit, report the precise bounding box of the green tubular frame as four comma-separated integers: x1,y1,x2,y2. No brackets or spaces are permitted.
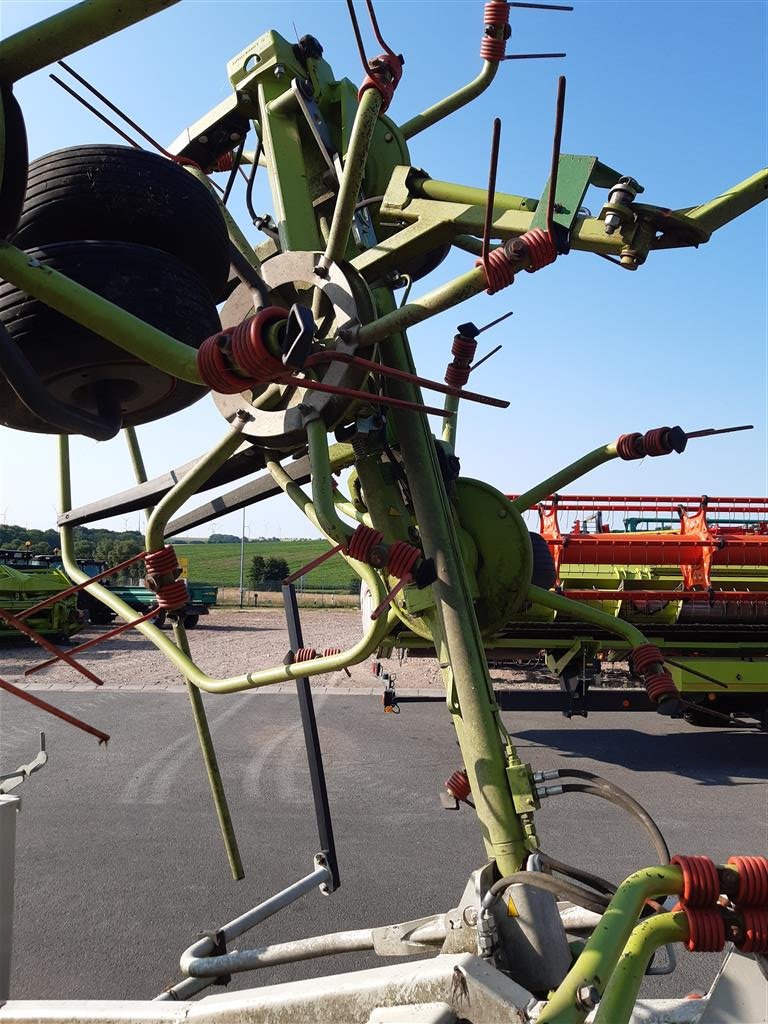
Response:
526,585,647,649
399,60,499,140
594,912,689,1024
58,435,391,693
0,0,180,83
538,865,684,1024
511,442,620,513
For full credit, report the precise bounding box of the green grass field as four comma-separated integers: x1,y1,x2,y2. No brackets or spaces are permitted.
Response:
175,539,357,591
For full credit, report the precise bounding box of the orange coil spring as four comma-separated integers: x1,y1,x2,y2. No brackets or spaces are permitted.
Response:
295,647,318,662
671,855,721,906
348,524,385,563
736,908,768,953
682,907,725,952
727,856,768,906
445,335,478,388
643,671,679,704
631,644,664,677
643,427,672,457
522,228,558,272
197,332,249,395
215,151,235,172
323,647,341,658
144,546,188,611
616,432,644,460
229,307,288,383
445,769,471,802
476,246,516,295
480,1,510,61
387,540,420,579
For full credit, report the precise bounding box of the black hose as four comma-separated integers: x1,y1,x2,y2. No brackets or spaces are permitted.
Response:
228,242,270,308
558,783,670,866
245,139,263,226
222,133,247,206
481,871,610,917
555,769,670,865
537,852,616,897
0,322,121,440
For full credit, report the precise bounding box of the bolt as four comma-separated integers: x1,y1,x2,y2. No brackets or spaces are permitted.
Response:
197,134,208,144
26,258,41,268
384,131,393,142
604,212,621,235
230,132,241,141
274,64,286,79
576,985,601,1010
497,509,507,518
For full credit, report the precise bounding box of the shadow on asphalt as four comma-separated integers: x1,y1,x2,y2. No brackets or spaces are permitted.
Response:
515,727,766,786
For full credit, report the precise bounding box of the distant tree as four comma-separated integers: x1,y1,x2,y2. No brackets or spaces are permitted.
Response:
208,533,240,544
74,539,95,559
247,555,267,589
30,542,51,554
263,556,290,581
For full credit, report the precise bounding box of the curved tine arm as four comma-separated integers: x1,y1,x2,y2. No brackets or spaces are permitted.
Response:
527,584,648,650
511,442,618,513
400,60,499,140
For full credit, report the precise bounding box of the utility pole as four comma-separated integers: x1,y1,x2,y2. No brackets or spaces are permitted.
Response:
239,507,246,608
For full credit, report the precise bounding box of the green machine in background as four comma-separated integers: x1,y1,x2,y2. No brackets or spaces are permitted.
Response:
0,2,767,1022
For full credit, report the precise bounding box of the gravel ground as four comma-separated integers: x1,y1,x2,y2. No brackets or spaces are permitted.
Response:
0,607,636,694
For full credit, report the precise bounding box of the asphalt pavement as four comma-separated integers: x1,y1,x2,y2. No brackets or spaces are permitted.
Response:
2,690,766,1005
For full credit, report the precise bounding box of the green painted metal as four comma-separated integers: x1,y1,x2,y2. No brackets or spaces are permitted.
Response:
0,242,201,384
512,443,619,514
526,584,647,649
668,657,768,693
399,60,499,140
676,167,768,238
529,155,606,234
0,0,180,84
537,865,684,1024
594,912,689,1024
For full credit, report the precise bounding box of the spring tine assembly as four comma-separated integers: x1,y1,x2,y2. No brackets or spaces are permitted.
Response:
0,677,109,744
24,607,160,677
303,350,509,408
686,424,753,440
501,52,566,60
364,0,399,59
547,75,567,241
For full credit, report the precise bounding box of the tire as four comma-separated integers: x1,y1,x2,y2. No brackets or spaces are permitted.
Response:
153,609,167,629
0,86,28,237
0,241,219,433
183,613,199,629
11,145,230,299
529,531,557,591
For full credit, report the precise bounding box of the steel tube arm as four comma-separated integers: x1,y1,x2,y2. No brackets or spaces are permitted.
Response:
305,417,355,546
511,443,618,513
0,242,201,384
0,0,180,83
399,60,499,140
681,167,768,237
527,585,648,649
185,928,375,977
538,865,684,1024
594,912,689,1024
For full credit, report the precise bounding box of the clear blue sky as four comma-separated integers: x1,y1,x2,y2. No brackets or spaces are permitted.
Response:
0,0,765,539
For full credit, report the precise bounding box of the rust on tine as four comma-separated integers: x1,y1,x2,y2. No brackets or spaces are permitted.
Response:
482,118,503,266
686,424,753,439
345,0,370,71
0,677,110,745
0,607,106,687
365,0,397,58
547,75,567,240
50,74,141,148
24,608,159,677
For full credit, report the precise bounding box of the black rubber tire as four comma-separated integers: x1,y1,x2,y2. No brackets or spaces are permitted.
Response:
529,531,557,591
11,145,230,299
0,86,28,237
183,613,199,629
0,241,219,433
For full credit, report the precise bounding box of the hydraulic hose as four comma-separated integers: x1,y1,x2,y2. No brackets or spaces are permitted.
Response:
481,872,610,918
553,770,670,865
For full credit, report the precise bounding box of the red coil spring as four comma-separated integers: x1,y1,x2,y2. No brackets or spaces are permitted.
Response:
476,246,516,295
215,151,235,172
144,546,188,611
682,906,726,952
445,769,471,802
229,308,288,383
522,228,558,273
644,671,680,704
323,647,341,658
480,1,510,61
643,427,672,457
358,53,403,113
295,647,317,662
736,908,768,953
387,540,420,580
452,336,478,362
445,335,478,388
616,432,644,460
347,524,385,564
671,855,721,907
631,644,664,678
727,856,768,906
197,332,249,395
